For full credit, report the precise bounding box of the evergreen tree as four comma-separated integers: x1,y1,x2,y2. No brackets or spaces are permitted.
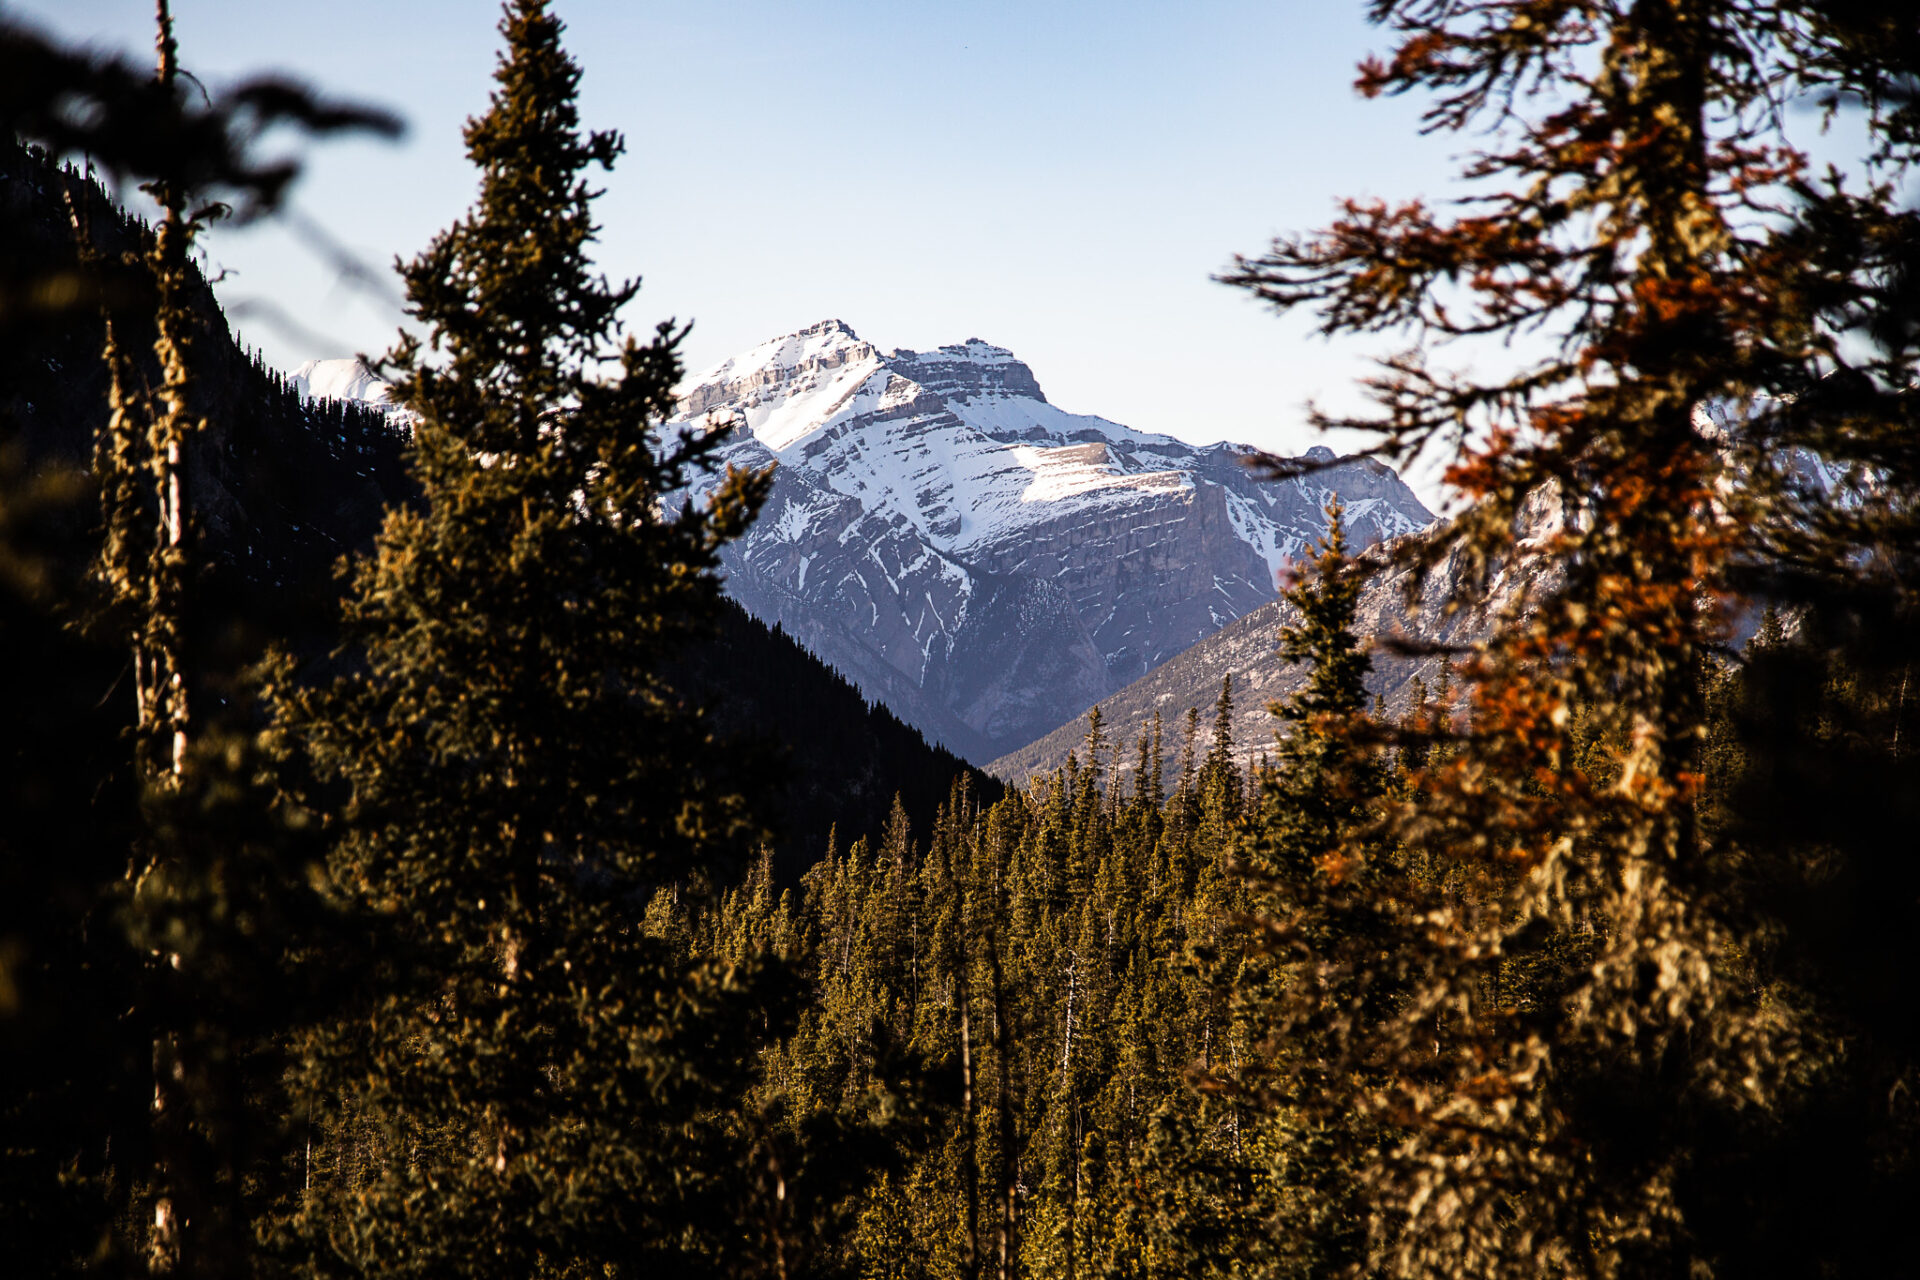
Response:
0,9,398,1275
1245,505,1378,887
278,4,784,1275
1191,679,1240,855
1220,2,1920,1276
1225,502,1389,1280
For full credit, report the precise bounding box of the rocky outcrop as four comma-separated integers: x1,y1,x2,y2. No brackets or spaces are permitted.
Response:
970,477,1273,682
935,574,1112,749
672,320,1436,761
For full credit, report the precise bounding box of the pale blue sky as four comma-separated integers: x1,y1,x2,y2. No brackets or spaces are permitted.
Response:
14,1,1465,478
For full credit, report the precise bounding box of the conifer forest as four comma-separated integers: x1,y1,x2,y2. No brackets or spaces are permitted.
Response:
4,2,1920,1277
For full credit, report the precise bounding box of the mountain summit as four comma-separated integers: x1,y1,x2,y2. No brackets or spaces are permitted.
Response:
673,321,1434,760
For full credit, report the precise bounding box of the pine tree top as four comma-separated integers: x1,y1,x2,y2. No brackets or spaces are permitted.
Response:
1275,501,1370,729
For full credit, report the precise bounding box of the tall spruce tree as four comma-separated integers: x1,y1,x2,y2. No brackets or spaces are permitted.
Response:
1244,504,1378,888
278,3,779,1276
1225,503,1390,1280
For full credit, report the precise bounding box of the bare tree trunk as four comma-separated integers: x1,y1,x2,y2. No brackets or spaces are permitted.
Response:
145,5,200,1271
1059,951,1079,1280
986,926,1019,1280
959,962,980,1280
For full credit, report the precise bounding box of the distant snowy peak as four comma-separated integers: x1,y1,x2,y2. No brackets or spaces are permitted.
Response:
673,320,1228,558
665,320,1437,761
291,358,391,406
676,320,890,453
672,319,1432,564
680,321,1037,408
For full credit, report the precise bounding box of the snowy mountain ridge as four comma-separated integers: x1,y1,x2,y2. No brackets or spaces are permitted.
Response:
669,319,1435,760
677,320,1425,579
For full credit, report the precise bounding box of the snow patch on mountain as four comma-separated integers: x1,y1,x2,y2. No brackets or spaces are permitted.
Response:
291,358,390,405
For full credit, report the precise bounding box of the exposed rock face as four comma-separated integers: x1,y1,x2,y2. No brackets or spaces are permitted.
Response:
987,484,1574,784
968,475,1272,683
935,574,1113,748
673,319,1435,761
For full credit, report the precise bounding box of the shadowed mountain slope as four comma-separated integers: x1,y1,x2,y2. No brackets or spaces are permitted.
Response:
2,142,990,867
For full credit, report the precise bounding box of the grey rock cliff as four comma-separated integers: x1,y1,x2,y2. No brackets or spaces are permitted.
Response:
673,320,1436,761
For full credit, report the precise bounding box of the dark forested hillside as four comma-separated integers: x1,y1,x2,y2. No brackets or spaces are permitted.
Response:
1,138,992,864
1,140,412,641
691,606,1000,875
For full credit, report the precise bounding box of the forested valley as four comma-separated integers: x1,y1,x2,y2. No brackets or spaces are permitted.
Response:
4,2,1920,1279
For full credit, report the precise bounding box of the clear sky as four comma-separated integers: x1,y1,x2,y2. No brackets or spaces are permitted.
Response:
13,0,1467,488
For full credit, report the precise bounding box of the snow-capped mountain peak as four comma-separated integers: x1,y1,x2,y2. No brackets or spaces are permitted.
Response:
670,321,1436,761
291,357,390,405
